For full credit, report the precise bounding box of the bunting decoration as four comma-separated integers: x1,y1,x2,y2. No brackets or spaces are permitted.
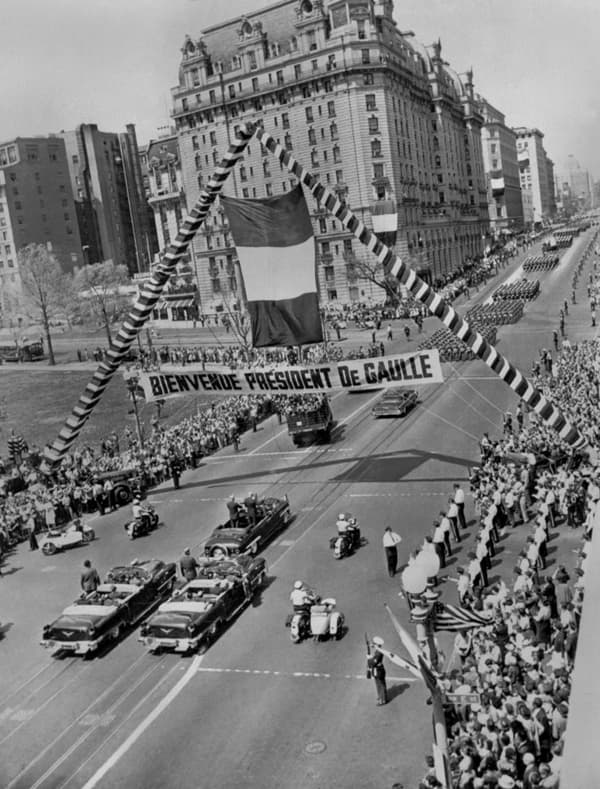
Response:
432,602,493,632
252,125,585,449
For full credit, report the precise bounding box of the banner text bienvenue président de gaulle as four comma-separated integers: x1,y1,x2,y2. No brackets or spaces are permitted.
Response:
135,350,443,401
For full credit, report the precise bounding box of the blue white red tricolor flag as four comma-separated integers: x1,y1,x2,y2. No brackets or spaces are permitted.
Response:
221,185,323,348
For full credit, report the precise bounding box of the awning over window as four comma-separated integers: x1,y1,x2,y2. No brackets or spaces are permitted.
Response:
157,297,195,310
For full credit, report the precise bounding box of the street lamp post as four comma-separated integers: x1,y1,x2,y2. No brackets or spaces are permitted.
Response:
401,557,453,789
123,370,144,448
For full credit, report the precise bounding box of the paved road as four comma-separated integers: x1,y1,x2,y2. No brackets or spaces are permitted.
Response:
0,231,594,789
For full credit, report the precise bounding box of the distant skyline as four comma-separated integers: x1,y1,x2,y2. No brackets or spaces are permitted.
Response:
2,0,598,179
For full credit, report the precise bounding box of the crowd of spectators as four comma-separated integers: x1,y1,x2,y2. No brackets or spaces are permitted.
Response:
0,393,276,554
416,336,600,789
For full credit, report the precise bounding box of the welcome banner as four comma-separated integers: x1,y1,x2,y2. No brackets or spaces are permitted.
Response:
136,350,443,401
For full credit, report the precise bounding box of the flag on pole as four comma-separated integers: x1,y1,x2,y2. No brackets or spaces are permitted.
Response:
432,602,493,632
377,646,422,680
384,603,442,695
221,185,323,347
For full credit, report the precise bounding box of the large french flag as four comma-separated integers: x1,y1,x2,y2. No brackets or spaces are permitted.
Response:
221,185,323,347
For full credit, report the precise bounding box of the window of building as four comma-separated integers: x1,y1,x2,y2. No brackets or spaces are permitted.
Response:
327,54,336,70
333,145,341,163
327,101,336,118
335,169,344,183
228,84,235,99
302,85,311,98
263,160,271,177
312,59,318,72
282,113,290,129
277,70,284,86
14,201,21,210
324,266,335,283
64,212,70,221
308,128,317,146
364,73,374,85
210,130,217,145
371,139,382,158
266,183,273,196
282,181,288,191
182,98,188,112
368,116,379,134
305,107,314,123
490,143,496,154
72,154,79,164
209,89,216,103
365,94,377,111
492,159,498,169
239,165,247,181
242,187,249,198
327,289,337,301
284,133,293,150
319,218,327,234
330,122,338,141
195,152,203,170
311,150,319,167
361,49,370,64
59,184,66,192
294,64,302,80
192,135,199,150
373,163,384,179
308,31,317,50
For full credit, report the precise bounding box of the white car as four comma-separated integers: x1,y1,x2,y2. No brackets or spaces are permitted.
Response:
39,522,96,556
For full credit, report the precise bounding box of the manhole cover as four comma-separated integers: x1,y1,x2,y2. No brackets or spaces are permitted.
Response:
305,741,327,754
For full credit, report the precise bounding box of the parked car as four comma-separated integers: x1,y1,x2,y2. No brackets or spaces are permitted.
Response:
204,495,291,559
39,521,96,555
372,389,419,418
139,555,267,653
40,559,176,656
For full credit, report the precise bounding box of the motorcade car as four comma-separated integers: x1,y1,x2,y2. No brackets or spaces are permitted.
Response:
39,521,96,555
40,558,176,656
139,555,267,653
204,495,291,560
371,389,418,418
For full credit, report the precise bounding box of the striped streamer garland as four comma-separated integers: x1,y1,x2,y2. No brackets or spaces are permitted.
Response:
253,126,585,449
44,125,255,466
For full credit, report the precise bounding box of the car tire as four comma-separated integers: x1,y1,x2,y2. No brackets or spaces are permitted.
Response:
42,542,57,555
114,485,132,507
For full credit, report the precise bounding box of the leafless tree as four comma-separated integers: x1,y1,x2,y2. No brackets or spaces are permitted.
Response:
74,260,129,345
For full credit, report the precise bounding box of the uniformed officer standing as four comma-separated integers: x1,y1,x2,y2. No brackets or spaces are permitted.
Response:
180,548,198,581
244,492,258,526
227,495,240,525
368,637,388,706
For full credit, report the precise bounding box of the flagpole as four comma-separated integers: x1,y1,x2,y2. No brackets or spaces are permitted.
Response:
44,125,255,466
253,126,585,449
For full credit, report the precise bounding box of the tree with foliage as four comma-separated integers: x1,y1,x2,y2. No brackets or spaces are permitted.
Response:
17,243,65,365
73,260,130,345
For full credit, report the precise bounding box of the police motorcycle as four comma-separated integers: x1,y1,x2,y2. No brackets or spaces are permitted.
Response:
124,498,159,539
330,513,362,559
286,581,344,643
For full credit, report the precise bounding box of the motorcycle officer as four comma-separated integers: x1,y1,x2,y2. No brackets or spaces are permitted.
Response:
290,581,315,616
130,497,150,537
336,513,360,552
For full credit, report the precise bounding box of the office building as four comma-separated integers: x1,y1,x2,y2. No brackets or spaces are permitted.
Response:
513,127,555,226
0,136,83,327
479,97,524,236
59,123,157,275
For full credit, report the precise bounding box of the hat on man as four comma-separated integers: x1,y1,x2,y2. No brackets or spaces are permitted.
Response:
184,547,191,555
372,636,384,647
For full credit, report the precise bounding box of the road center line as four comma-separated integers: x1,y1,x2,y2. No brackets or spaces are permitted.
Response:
80,655,203,789
196,666,418,683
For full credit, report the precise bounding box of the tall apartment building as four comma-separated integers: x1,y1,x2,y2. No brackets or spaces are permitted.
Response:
170,0,488,311
513,127,555,226
59,123,157,276
0,136,83,327
562,155,593,208
478,97,523,236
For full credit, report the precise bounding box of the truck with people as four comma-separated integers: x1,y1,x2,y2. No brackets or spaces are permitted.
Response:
284,395,333,446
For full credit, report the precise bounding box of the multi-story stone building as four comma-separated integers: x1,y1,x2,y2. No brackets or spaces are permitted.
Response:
0,136,84,327
513,127,555,226
142,131,199,322
59,123,157,275
478,97,523,237
170,0,488,310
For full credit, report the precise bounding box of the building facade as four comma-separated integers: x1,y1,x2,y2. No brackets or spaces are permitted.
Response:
478,97,523,236
59,123,157,276
0,136,84,327
513,127,555,226
170,0,489,310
